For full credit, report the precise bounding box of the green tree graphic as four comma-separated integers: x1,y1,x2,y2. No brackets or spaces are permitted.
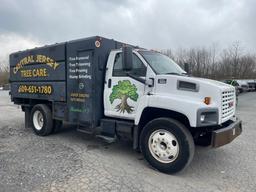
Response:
109,80,139,113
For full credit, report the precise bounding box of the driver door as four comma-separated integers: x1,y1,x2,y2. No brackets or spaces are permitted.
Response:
104,51,147,120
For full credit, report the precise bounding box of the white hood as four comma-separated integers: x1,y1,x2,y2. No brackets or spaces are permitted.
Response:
190,77,234,91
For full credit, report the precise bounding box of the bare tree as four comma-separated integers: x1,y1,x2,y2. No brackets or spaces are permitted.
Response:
162,42,256,80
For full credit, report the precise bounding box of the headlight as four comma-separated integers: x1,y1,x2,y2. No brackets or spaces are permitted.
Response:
197,108,218,127
200,115,205,122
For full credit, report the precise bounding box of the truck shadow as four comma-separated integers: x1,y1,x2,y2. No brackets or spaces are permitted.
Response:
52,123,229,176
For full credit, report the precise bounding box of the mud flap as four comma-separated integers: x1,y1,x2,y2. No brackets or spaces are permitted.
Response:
25,107,32,128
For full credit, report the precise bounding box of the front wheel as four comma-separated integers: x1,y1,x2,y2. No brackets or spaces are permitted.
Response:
140,118,195,174
30,104,53,136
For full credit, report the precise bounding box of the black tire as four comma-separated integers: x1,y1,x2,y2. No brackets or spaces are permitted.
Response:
30,104,53,136
140,118,195,174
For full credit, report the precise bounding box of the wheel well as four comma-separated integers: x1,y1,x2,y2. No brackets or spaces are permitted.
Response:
139,107,190,129
17,98,52,111
136,107,191,149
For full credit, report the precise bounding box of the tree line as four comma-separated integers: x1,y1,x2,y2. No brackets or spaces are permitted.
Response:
0,71,9,85
0,57,9,85
162,42,256,80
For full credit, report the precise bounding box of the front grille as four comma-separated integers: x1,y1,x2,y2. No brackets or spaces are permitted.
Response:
221,90,235,122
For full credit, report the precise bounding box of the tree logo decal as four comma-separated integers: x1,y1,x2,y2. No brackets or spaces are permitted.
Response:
109,80,139,114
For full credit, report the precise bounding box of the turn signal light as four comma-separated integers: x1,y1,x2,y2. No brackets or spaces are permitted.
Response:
204,97,211,105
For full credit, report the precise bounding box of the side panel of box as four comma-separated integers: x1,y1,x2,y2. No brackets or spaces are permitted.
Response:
11,81,66,102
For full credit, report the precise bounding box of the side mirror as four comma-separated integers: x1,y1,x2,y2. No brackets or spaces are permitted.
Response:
122,46,133,71
146,78,154,87
184,63,190,74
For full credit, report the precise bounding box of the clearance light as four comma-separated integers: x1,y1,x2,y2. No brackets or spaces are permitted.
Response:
204,97,211,105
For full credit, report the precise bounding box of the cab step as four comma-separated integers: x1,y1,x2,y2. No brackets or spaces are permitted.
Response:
96,134,117,143
77,124,94,135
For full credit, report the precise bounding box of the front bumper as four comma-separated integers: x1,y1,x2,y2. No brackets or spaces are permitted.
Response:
211,119,242,147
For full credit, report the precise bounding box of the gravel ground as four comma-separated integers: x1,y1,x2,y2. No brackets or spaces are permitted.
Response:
0,90,255,192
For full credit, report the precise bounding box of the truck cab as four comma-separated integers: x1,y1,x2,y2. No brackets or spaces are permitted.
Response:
102,47,242,173
9,36,242,174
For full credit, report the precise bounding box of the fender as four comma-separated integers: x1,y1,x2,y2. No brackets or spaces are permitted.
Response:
135,94,207,127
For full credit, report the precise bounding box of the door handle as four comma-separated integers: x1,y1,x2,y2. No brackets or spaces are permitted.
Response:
108,79,112,88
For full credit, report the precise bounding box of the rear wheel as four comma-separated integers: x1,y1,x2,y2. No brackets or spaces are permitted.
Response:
140,118,195,174
31,104,53,136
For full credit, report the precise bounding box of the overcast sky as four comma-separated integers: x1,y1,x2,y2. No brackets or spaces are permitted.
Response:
0,0,255,65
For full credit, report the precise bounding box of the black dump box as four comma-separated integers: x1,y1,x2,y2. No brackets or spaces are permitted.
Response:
10,36,123,129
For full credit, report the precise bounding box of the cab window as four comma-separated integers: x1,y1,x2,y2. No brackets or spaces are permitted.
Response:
113,52,146,77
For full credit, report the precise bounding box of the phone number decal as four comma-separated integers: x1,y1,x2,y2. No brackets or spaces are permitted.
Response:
18,85,53,95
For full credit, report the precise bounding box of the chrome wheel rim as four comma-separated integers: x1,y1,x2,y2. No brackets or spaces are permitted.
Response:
33,110,44,130
148,129,179,163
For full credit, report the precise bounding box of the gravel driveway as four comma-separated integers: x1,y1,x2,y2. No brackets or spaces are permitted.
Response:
0,90,255,192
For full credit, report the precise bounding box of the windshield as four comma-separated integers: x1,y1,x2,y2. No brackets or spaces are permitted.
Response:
139,51,186,75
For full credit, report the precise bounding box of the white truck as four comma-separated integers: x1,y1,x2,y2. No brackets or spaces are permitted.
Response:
10,36,242,173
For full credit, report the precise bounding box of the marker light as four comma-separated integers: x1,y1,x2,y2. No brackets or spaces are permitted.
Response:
204,97,211,105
